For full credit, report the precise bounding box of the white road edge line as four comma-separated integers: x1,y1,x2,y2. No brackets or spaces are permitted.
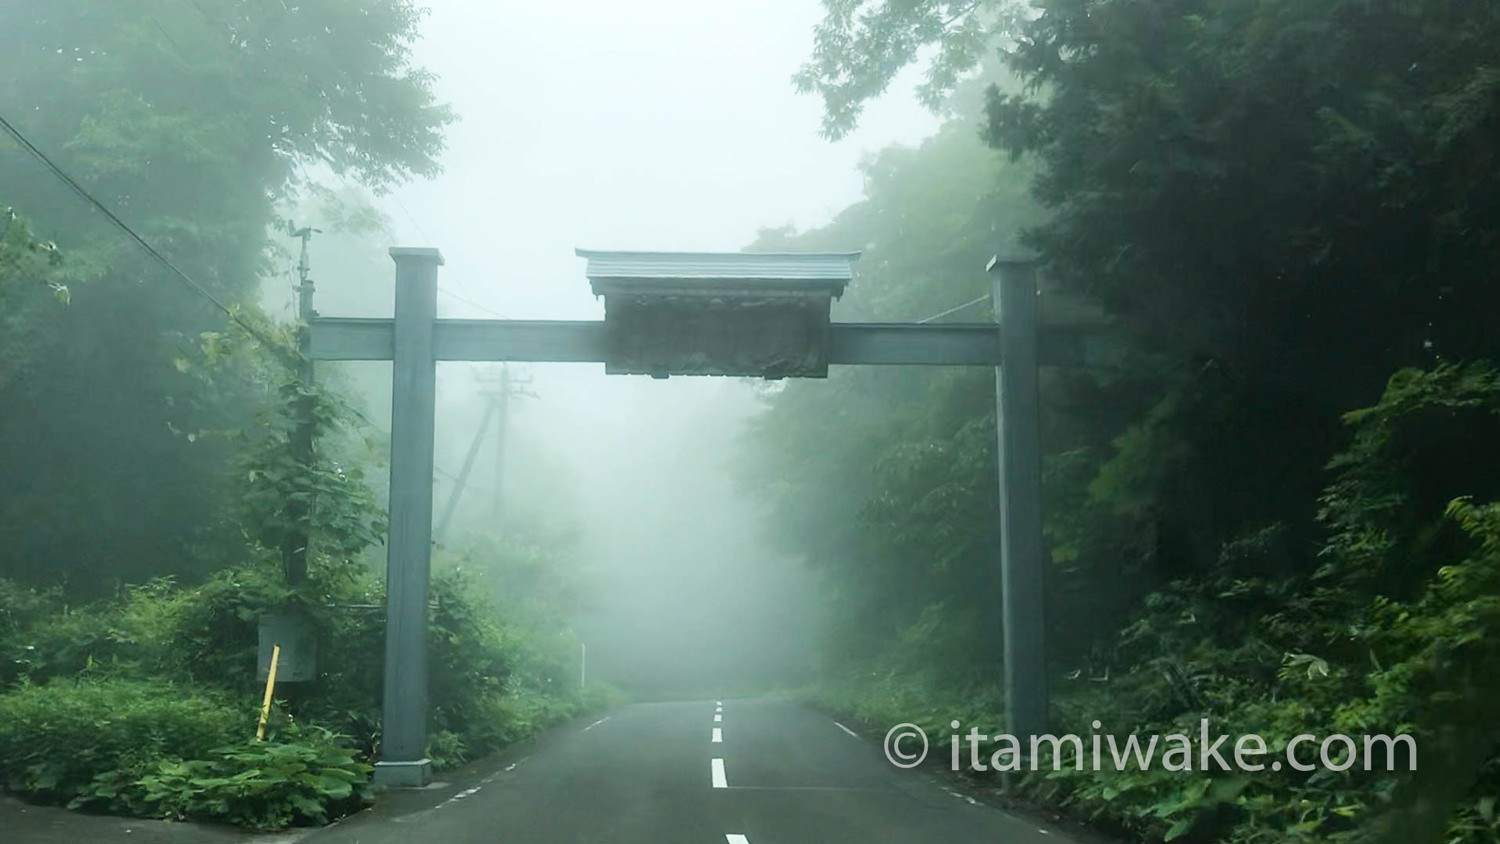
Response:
714,713,722,723
834,721,857,738
726,836,751,844
711,758,728,789
583,716,610,732
712,727,722,743
437,785,484,809
944,788,980,806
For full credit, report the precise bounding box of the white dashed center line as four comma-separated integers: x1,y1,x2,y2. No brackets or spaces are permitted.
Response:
712,727,722,743
711,757,728,788
714,713,722,723
726,836,751,844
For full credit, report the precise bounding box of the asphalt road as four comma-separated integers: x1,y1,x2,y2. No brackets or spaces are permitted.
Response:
308,698,1079,844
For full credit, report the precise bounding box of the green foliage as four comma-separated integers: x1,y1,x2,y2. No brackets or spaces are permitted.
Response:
0,402,608,823
0,207,68,390
422,557,613,765
740,109,1049,674
0,679,247,803
799,363,1500,844
80,723,373,830
228,375,389,566
794,0,1030,138
786,1,1500,836
0,2,613,833
0,545,610,827
0,0,451,596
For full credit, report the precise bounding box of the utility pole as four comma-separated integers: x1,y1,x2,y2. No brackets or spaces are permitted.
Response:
285,223,321,586
474,365,535,530
491,366,511,523
434,365,535,544
434,400,497,544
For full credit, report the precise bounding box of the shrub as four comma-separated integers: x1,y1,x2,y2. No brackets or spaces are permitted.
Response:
0,578,61,684
0,678,247,802
83,723,374,830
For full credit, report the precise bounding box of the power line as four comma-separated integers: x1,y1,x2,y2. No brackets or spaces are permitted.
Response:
0,112,292,360
386,190,502,318
390,193,433,246
437,285,509,319
917,293,990,324
325,171,504,320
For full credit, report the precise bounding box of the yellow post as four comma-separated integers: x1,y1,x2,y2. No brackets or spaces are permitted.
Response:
256,644,281,741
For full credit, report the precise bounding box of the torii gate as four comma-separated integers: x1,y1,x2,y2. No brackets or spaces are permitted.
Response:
308,247,1055,787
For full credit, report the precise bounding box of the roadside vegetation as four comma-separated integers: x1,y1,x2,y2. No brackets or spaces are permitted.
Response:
0,360,615,829
0,1,613,831
744,2,1500,842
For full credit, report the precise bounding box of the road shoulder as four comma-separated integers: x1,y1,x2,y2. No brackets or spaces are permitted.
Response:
1,793,303,844
797,699,1126,844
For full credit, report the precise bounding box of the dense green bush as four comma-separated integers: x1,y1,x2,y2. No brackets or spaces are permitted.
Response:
0,542,614,828
0,678,248,803
0,547,615,807
81,722,373,829
1033,365,1500,844
0,357,611,830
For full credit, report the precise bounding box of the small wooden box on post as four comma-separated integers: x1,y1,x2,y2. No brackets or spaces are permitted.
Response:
576,250,858,379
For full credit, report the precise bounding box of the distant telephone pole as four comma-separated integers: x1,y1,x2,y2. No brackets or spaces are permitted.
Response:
487,366,512,523
434,364,534,543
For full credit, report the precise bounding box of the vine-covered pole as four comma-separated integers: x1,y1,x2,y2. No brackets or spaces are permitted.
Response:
283,224,321,586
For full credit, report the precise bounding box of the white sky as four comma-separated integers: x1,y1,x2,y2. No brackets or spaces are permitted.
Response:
383,0,941,321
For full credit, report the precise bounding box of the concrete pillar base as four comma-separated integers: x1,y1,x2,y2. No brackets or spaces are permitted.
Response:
373,758,433,788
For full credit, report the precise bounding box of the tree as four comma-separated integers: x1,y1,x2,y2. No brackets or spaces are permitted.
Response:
0,0,452,594
789,2,1500,840
794,0,1030,139
738,97,1054,676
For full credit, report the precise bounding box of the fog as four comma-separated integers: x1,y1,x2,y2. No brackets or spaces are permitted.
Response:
260,0,941,699
11,0,1492,836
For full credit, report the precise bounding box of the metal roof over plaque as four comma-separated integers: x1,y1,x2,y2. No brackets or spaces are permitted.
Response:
575,249,859,295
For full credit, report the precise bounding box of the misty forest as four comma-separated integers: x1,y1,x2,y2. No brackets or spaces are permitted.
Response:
1,1,1498,843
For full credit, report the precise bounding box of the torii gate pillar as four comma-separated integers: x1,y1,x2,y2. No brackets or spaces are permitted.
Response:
373,247,442,788
990,256,1047,746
